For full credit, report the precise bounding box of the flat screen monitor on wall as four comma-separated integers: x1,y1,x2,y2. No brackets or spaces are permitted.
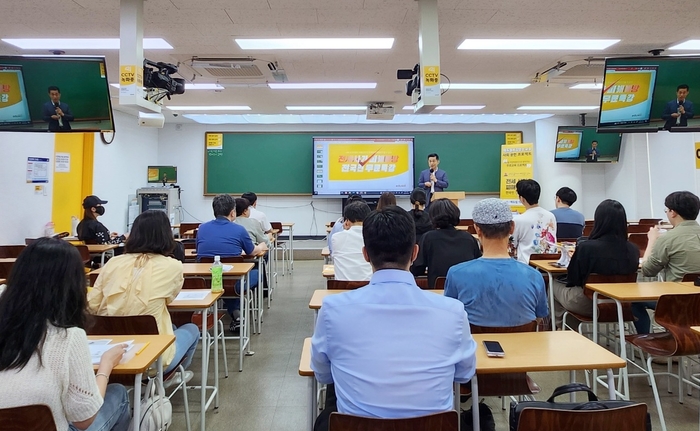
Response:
0,56,114,132
313,137,415,197
597,56,700,133
554,126,622,163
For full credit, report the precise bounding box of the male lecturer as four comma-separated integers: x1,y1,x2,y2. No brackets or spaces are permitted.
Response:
418,153,448,208
662,84,694,130
42,86,73,131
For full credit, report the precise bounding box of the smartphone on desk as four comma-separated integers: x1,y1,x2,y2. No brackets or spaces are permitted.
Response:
483,340,505,358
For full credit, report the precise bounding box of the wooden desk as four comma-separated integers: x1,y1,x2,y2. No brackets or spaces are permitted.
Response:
0,257,17,263
0,258,16,279
86,244,119,267
185,249,197,258
90,262,255,278
89,334,174,431
0,279,5,285
587,281,699,399
297,331,625,431
308,288,444,310
322,264,334,279
321,247,331,264
528,259,566,331
168,290,222,431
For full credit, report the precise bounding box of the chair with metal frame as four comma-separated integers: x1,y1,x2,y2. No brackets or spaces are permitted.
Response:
329,410,459,431
514,403,648,431
326,279,370,290
0,404,56,431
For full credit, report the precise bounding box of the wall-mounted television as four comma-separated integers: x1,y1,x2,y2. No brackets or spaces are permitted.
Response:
0,56,114,132
312,137,414,197
554,126,622,163
597,56,700,133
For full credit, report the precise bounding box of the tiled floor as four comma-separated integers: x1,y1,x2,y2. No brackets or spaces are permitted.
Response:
169,260,700,431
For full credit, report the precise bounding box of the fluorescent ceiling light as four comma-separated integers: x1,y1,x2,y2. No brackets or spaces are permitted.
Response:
441,83,530,90
668,40,700,50
166,106,251,111
236,38,394,50
286,106,368,111
570,83,603,90
517,105,598,111
458,39,619,50
2,38,172,50
403,105,485,110
268,83,376,89
111,83,223,90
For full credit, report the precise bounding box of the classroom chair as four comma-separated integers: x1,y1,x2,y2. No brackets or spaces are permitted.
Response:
627,224,652,234
462,321,540,409
179,222,200,239
458,219,474,227
434,276,446,290
627,233,648,257
0,404,56,431
627,293,700,431
414,276,429,289
0,245,25,258
514,403,648,431
329,410,458,431
556,223,583,240
270,221,290,276
638,218,663,225
582,225,594,237
86,314,192,431
682,273,700,283
326,279,369,290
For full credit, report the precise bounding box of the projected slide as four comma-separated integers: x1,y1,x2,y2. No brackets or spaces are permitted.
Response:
313,137,414,196
0,65,31,126
555,129,583,159
599,65,657,126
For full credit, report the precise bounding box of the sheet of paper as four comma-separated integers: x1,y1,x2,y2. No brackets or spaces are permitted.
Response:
89,340,135,365
175,291,209,301
222,264,233,271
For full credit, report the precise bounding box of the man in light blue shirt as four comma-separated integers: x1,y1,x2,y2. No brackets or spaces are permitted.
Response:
446,198,549,328
311,206,477,430
550,187,585,239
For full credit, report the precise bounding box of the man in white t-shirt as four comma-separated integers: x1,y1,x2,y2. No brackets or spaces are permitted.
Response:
242,192,272,233
331,201,373,281
512,179,557,263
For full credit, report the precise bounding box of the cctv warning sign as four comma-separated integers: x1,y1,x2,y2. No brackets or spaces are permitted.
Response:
119,65,136,86
422,65,440,96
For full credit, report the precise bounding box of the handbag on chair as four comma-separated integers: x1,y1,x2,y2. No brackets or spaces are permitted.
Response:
128,377,172,431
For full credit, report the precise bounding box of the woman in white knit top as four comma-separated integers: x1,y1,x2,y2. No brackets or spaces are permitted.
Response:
0,238,131,430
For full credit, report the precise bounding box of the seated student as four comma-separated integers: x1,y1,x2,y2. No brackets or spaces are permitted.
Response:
328,194,363,254
551,187,585,239
88,210,200,380
197,194,267,332
234,198,272,248
241,192,272,234
512,179,557,263
551,199,639,329
445,198,548,327
409,187,432,244
77,195,126,244
411,199,481,288
312,206,476,431
376,191,396,210
0,238,130,431
331,201,373,281
635,191,700,333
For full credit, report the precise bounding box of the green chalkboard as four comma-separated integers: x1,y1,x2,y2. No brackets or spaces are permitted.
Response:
1,57,112,121
204,132,518,195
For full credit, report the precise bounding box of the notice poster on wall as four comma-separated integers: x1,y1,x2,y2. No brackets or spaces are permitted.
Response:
499,143,534,213
27,157,49,183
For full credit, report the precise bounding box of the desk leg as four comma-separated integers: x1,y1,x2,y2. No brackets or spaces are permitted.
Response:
607,369,617,399
257,257,263,333
212,304,219,409
239,278,245,372
471,377,479,431
614,298,630,400
201,307,209,431
570,371,576,402
245,272,254,358
289,225,294,272
100,251,107,267
133,373,142,431
309,377,318,431
547,271,555,331
592,292,599,394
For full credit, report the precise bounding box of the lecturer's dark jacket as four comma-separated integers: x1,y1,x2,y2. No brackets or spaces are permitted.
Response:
42,101,74,131
418,168,449,206
662,99,694,129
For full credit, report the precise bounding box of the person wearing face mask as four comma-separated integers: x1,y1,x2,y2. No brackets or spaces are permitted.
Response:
77,195,125,245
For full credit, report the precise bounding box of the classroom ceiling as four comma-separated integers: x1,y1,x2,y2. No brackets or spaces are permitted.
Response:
1,0,699,121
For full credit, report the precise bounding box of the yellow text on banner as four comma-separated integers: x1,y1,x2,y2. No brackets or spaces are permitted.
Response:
695,142,700,169
328,143,409,181
505,133,522,145
500,143,534,213
422,65,440,97
206,133,223,150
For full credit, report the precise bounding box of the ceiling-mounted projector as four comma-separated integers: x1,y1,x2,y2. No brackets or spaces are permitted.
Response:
366,103,395,120
138,112,165,128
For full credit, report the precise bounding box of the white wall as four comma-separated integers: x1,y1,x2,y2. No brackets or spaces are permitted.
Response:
93,111,159,233
0,111,158,244
0,133,55,244
157,122,536,236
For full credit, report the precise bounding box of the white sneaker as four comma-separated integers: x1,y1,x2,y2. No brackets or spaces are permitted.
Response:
164,370,194,389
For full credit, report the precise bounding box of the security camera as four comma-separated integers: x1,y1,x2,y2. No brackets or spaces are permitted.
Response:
579,113,586,126
173,113,179,117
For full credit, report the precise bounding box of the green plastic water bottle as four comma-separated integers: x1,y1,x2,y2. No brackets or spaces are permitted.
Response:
211,255,223,293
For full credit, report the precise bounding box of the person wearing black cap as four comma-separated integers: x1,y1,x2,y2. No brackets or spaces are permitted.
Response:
77,195,125,245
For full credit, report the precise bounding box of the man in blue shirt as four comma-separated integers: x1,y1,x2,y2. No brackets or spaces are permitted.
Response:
197,194,268,332
662,84,694,129
551,187,585,239
445,198,549,328
418,153,449,208
585,140,599,162
311,206,476,430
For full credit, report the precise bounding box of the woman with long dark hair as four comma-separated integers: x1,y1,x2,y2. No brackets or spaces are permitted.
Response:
552,199,639,329
88,210,199,380
409,187,432,243
0,238,130,430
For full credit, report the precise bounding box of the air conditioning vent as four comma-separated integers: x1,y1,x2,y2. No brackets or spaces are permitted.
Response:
190,57,265,79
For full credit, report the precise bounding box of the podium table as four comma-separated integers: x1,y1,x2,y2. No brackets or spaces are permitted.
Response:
432,191,465,206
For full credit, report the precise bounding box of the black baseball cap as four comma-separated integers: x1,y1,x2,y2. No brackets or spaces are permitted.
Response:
82,195,108,209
